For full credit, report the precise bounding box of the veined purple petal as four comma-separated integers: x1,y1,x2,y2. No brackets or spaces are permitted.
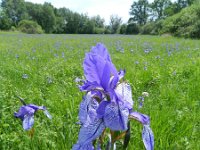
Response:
83,43,118,91
23,115,34,130
15,104,51,130
118,69,126,80
14,105,35,120
79,93,99,126
129,112,150,125
104,100,129,131
142,125,154,150
101,62,111,90
80,81,102,92
109,75,119,90
73,118,105,149
91,43,111,62
28,104,45,111
96,100,109,118
83,53,106,84
115,82,133,110
72,142,94,150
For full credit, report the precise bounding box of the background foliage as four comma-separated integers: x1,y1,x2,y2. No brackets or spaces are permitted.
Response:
0,0,199,38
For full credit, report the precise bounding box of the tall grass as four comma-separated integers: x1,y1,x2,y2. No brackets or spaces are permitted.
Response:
0,33,199,149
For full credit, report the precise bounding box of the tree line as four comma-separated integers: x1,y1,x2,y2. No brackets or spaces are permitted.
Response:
0,0,199,37
0,0,123,34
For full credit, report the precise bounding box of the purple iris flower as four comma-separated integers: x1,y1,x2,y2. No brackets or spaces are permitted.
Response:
14,104,52,130
73,43,154,150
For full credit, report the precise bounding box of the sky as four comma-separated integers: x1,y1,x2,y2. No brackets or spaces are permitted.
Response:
24,0,154,24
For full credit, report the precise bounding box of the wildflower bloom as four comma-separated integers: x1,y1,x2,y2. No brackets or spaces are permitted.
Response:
73,43,154,150
22,74,28,79
14,104,52,130
142,92,149,97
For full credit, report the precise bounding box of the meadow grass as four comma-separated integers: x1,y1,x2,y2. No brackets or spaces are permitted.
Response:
0,33,199,150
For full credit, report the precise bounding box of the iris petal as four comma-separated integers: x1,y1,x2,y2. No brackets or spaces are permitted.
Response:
91,43,111,62
142,125,154,150
115,82,133,110
79,93,99,126
129,112,150,125
104,101,129,131
72,142,94,150
73,118,105,149
83,54,106,84
23,115,34,130
43,109,52,119
14,106,35,120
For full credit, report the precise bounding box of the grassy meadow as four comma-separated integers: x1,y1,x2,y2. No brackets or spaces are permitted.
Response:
0,33,200,150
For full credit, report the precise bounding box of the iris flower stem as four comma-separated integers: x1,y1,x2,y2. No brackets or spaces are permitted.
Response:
16,95,26,105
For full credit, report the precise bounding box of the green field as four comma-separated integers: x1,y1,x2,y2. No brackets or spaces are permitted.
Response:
0,33,200,150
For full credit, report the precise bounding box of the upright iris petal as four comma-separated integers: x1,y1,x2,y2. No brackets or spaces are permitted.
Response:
82,43,118,92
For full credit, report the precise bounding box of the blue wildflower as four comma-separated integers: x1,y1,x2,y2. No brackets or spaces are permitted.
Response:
73,43,154,150
22,74,28,79
14,104,52,130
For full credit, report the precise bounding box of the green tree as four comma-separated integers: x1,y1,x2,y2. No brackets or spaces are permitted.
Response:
0,8,12,30
150,0,171,20
120,24,127,34
91,15,105,28
41,2,56,33
25,2,56,33
109,14,122,34
1,0,28,26
129,0,149,25
126,23,140,34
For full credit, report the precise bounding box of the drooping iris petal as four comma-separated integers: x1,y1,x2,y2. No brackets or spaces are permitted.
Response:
142,125,154,150
72,142,94,150
79,93,99,126
129,112,150,125
43,109,52,119
73,118,105,149
104,100,129,131
23,114,34,130
115,82,133,110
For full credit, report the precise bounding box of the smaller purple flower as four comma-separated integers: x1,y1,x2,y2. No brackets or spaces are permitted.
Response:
14,104,52,130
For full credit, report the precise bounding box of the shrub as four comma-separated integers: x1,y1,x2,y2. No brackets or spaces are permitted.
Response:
140,22,156,35
120,24,127,34
94,27,105,34
126,23,140,34
160,4,200,38
18,20,43,34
